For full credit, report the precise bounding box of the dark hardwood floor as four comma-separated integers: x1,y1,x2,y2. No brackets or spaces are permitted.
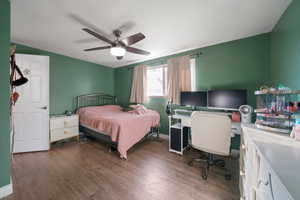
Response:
5,136,239,200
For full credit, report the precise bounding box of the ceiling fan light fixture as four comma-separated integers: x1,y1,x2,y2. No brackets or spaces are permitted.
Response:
82,28,150,57
110,46,126,57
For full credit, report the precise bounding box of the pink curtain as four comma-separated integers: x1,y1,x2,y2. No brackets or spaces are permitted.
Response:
167,56,191,104
130,65,148,104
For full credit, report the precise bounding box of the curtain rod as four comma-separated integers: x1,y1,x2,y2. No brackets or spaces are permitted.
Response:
190,52,203,57
127,52,202,70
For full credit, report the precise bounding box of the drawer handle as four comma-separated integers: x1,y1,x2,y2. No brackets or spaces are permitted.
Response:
241,144,248,151
64,131,69,134
257,174,274,200
258,179,269,186
240,170,245,177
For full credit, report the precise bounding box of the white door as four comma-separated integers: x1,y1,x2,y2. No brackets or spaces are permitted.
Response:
13,54,49,153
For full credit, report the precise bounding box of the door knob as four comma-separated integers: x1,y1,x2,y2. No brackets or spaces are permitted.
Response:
39,106,47,110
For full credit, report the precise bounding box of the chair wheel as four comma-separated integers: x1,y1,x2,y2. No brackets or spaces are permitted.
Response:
218,162,226,168
202,168,208,180
225,174,232,181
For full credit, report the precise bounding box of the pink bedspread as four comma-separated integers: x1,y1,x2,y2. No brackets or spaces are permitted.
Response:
78,105,160,159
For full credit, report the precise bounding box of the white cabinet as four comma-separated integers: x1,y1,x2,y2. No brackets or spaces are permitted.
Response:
50,115,79,143
240,125,296,200
168,116,189,155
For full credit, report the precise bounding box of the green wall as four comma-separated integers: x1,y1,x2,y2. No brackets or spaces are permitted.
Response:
15,44,114,115
270,0,300,89
0,0,11,187
114,34,270,133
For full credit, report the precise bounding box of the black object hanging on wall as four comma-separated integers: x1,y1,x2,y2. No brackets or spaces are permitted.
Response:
10,52,28,87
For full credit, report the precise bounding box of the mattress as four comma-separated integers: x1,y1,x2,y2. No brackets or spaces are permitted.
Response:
78,105,160,158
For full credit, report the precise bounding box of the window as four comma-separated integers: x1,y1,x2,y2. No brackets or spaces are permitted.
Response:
147,65,167,97
146,58,196,97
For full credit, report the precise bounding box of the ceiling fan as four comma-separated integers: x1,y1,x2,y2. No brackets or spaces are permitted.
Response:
82,28,150,60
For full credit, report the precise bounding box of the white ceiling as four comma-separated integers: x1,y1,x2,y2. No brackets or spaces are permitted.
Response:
11,0,291,68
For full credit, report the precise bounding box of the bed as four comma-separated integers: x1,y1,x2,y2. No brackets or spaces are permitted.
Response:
76,93,160,159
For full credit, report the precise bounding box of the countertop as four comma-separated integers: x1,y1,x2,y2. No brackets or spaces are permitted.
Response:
254,141,300,200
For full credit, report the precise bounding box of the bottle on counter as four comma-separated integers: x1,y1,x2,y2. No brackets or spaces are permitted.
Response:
287,102,294,112
293,102,298,112
291,114,300,140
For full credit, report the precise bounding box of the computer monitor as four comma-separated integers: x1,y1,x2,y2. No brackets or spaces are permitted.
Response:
207,89,247,110
180,91,207,107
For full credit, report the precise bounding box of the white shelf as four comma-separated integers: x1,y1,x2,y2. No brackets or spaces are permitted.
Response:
170,123,181,129
255,124,291,134
256,113,294,119
255,90,300,95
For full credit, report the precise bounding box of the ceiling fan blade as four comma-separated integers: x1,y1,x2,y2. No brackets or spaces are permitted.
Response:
84,46,111,51
82,28,115,45
126,46,150,55
122,33,145,46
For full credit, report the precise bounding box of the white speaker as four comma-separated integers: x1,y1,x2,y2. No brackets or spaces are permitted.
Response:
239,105,253,124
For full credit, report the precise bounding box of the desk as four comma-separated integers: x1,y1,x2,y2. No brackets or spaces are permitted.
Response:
169,113,241,155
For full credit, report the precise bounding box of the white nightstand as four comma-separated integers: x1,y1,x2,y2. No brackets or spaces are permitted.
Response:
50,114,79,143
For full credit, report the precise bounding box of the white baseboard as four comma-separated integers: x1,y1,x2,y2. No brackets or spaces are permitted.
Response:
0,182,13,199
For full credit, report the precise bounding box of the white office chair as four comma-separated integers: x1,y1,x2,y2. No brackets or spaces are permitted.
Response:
189,111,232,180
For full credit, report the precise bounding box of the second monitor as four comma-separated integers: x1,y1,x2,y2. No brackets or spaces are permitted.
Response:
180,90,247,111
180,91,207,107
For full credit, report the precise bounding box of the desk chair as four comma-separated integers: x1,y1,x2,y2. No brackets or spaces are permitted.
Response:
189,111,232,180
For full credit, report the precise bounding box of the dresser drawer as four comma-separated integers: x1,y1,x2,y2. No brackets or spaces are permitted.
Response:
50,127,79,142
50,115,79,130
255,187,273,200
64,115,79,128
265,164,292,200
50,118,65,130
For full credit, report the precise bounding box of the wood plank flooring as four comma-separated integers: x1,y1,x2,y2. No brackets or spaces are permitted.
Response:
5,136,239,200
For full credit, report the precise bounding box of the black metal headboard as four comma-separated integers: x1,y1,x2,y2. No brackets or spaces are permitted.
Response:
76,93,117,110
